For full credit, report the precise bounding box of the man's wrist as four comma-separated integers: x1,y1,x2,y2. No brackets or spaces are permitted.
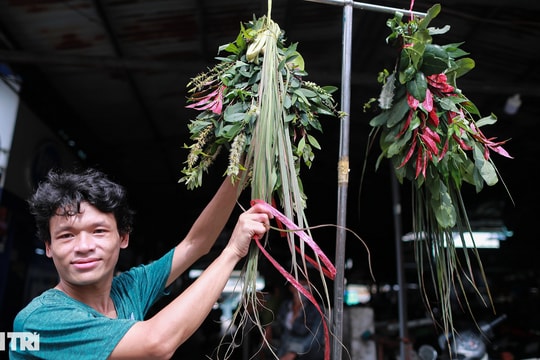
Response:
221,246,243,262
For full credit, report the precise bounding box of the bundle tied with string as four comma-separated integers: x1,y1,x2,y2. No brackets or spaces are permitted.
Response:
364,3,512,339
180,2,343,359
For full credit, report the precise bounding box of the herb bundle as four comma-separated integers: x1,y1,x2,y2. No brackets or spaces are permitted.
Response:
366,4,512,335
180,18,341,194
181,3,341,359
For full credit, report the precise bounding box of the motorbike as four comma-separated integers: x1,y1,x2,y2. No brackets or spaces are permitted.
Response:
417,314,508,360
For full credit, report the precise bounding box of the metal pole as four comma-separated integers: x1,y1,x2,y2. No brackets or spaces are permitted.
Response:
391,168,411,359
305,0,427,17
332,1,353,359
302,2,427,359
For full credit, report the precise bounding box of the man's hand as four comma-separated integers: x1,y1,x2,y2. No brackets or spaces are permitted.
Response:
226,203,273,258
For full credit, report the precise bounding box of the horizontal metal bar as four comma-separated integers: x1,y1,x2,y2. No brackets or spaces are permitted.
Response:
304,0,427,17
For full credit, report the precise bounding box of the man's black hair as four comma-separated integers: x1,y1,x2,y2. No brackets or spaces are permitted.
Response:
28,168,135,243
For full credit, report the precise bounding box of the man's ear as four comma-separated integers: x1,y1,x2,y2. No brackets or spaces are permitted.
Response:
45,242,52,258
120,233,129,249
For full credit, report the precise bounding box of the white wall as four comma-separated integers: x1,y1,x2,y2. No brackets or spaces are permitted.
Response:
0,76,20,190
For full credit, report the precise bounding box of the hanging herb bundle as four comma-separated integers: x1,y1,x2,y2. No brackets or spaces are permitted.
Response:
181,2,341,359
365,4,512,336
180,19,341,194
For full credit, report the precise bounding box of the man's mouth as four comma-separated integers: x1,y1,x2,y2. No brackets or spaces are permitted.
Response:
72,258,100,270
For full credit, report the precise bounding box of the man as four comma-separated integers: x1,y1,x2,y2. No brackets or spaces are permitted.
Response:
10,168,272,359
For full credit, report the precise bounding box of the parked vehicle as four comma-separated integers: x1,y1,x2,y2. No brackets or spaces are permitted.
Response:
417,314,507,360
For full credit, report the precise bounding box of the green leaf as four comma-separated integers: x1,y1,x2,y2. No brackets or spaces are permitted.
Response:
219,42,239,55
452,57,475,78
407,71,428,102
473,144,498,186
421,44,449,75
409,111,422,131
386,97,410,127
407,29,431,68
219,122,243,140
290,51,305,71
298,87,317,98
387,128,412,157
369,96,409,128
438,96,460,112
442,42,469,58
283,93,292,109
429,180,457,228
297,136,306,153
322,85,338,94
223,103,247,123
454,154,475,185
307,134,321,150
400,64,417,84
476,113,498,128
460,98,481,117
418,4,441,30
293,88,310,105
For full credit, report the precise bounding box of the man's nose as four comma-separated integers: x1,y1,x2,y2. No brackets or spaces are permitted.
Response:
75,232,96,251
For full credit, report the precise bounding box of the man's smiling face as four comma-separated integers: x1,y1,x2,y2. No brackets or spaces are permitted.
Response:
46,202,129,289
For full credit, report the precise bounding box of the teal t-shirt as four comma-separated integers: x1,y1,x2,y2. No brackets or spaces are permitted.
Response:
9,249,174,359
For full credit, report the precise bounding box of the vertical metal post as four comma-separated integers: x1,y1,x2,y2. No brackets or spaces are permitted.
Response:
302,2,426,359
391,168,410,359
332,1,353,359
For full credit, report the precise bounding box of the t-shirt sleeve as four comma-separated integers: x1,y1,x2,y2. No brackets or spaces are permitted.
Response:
111,248,175,319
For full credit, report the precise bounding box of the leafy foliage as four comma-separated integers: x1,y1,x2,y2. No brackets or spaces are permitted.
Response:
180,15,342,193
365,4,512,338
181,10,340,360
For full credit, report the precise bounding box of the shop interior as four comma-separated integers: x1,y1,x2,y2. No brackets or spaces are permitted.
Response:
1,1,539,358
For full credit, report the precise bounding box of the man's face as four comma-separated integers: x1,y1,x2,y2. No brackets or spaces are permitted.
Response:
45,202,129,289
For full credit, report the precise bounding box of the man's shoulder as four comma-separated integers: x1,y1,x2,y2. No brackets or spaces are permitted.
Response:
11,289,137,359
16,289,60,314
112,248,175,287
13,289,93,331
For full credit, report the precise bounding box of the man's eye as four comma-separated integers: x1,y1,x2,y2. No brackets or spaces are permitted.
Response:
58,233,73,239
94,229,107,234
